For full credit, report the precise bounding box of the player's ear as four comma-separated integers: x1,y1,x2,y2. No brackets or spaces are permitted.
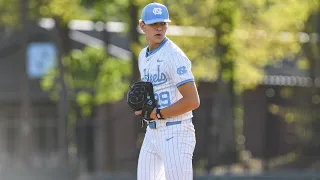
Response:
139,21,146,32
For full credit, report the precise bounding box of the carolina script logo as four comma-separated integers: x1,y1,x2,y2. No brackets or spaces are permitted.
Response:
142,65,167,86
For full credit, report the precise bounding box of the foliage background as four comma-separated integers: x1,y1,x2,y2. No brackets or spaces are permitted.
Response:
0,0,319,179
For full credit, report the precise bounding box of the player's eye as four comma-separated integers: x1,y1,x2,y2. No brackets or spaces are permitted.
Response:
151,22,167,26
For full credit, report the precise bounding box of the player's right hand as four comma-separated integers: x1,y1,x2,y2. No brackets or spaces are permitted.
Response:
134,110,142,116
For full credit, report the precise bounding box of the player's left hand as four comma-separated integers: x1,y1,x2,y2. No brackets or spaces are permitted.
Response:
126,81,158,121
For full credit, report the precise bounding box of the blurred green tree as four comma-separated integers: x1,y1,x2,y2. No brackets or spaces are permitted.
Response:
38,0,132,171
41,45,132,171
156,0,319,172
302,2,320,79
35,0,87,165
0,0,132,168
161,0,315,90
234,0,318,171
0,0,19,28
82,0,319,172
301,2,320,158
207,0,238,171
41,46,131,117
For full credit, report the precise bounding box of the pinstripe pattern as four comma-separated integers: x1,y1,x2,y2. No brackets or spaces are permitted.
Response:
138,128,166,180
139,38,194,122
137,38,196,180
138,120,196,180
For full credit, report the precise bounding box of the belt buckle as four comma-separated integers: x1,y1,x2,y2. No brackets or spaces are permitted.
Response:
148,121,156,129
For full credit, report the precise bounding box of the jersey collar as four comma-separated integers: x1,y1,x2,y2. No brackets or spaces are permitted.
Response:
145,37,168,57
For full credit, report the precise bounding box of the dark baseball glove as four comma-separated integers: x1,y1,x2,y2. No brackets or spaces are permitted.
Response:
127,81,157,121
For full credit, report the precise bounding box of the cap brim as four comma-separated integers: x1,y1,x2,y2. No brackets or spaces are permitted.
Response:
143,19,171,25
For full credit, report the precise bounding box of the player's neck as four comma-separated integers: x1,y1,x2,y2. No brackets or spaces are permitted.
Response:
148,43,161,52
147,38,167,53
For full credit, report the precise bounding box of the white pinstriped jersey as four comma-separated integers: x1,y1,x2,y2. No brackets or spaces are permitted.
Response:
138,37,195,123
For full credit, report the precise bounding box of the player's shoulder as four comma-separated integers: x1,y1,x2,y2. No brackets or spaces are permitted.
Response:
138,47,148,58
166,39,190,63
138,47,148,65
166,39,188,58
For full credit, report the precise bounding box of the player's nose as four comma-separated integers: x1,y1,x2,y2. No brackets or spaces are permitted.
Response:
156,26,163,31
155,24,164,31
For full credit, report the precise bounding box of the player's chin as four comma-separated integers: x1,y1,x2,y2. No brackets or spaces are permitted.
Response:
153,35,165,42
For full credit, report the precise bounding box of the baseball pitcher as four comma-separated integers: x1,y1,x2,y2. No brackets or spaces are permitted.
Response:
127,2,200,180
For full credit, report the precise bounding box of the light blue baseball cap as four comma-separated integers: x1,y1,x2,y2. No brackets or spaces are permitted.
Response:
140,2,171,25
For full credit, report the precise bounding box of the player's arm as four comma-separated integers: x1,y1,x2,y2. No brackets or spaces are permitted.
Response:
150,81,200,119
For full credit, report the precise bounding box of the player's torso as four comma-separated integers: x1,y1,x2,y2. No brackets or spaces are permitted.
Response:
139,44,181,110
139,40,194,122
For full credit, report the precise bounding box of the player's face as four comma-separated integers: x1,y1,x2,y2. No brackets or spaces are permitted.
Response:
140,22,168,45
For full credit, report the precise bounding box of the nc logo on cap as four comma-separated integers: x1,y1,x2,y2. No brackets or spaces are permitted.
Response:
153,8,162,15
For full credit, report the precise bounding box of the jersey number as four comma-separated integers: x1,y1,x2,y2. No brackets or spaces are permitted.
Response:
154,91,171,108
